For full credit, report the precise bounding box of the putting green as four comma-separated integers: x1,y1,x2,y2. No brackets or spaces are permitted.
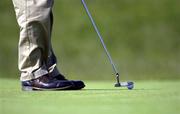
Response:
0,78,180,114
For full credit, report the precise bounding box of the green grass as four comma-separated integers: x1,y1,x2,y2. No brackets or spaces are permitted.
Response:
0,78,180,114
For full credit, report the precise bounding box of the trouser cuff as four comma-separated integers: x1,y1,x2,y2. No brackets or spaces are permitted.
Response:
48,64,60,77
20,65,49,81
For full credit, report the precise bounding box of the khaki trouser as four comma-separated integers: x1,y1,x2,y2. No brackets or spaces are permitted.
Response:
12,0,60,81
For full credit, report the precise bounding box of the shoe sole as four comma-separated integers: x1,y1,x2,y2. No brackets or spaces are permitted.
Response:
22,85,72,91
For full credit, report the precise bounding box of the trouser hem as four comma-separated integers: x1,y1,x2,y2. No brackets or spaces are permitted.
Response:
20,65,49,81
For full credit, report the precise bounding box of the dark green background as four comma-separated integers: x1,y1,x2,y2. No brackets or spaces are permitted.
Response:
0,0,179,80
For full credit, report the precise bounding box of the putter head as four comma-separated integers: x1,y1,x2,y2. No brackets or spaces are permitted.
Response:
115,81,134,90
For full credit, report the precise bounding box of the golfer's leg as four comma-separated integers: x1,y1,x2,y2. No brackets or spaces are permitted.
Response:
47,11,61,77
12,0,54,81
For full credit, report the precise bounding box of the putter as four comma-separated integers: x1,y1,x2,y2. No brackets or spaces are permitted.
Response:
81,0,134,89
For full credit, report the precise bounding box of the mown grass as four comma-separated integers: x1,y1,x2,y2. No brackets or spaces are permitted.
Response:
0,78,180,114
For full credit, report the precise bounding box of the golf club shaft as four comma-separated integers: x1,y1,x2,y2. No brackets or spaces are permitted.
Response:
81,0,119,79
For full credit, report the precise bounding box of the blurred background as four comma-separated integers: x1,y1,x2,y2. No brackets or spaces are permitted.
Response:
0,0,179,81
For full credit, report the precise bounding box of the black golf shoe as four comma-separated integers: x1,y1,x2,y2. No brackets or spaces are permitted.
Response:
54,74,85,90
22,74,73,91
